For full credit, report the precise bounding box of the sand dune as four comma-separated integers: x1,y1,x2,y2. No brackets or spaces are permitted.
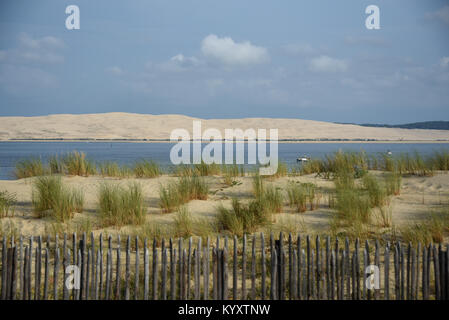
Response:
0,112,448,141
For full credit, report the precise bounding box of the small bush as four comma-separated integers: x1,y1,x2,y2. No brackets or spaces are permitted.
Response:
0,191,16,218
98,182,146,227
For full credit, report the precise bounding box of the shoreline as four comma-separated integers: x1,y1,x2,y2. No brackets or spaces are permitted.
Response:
2,139,449,144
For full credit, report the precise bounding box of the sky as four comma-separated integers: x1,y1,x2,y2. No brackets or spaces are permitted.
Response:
0,0,448,124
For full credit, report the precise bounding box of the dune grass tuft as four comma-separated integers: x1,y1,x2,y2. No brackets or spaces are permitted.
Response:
216,198,270,236
159,176,209,213
98,182,146,227
133,160,162,178
32,176,84,222
0,191,16,218
14,158,48,179
62,151,96,176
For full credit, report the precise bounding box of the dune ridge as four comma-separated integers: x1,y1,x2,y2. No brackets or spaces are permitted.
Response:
0,112,448,141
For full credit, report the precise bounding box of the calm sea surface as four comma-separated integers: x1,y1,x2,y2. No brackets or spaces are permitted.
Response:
0,141,448,180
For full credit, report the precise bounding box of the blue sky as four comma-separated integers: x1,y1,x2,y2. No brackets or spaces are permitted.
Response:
0,0,448,123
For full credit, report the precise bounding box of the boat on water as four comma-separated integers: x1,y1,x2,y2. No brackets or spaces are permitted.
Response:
296,155,310,162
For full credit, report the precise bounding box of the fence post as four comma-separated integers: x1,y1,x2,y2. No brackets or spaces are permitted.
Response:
43,248,49,300
162,246,167,300
270,248,277,300
251,234,256,300
433,245,441,300
135,236,139,300
223,248,228,300
385,244,390,300
261,233,266,300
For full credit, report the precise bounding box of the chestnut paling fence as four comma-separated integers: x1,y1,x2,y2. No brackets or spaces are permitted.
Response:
0,233,448,300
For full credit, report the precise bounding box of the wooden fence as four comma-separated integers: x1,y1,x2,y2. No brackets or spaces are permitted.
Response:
0,233,448,300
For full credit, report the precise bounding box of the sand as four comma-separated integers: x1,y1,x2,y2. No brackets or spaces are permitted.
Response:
0,112,448,141
1,172,448,237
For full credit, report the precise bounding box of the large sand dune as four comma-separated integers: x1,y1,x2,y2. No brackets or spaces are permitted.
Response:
0,112,448,141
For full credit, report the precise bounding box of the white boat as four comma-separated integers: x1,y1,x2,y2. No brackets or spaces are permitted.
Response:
296,155,310,162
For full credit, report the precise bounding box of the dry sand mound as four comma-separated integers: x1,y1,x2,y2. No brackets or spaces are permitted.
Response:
0,112,448,141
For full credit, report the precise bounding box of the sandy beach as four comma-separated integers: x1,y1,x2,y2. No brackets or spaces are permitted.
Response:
1,172,448,238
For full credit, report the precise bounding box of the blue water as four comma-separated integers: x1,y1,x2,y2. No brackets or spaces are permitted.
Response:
0,141,448,180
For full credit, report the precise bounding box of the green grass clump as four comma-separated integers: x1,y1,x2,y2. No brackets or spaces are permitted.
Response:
14,158,48,179
173,206,194,238
252,173,264,199
299,159,324,176
262,185,284,213
32,176,83,222
362,173,388,208
287,182,307,212
429,150,449,171
194,161,221,176
334,188,371,225
274,161,288,178
98,182,146,227
159,176,209,213
0,191,16,218
62,151,96,176
385,171,402,196
216,198,270,236
222,164,240,186
286,182,318,212
133,160,161,178
49,155,63,174
159,183,180,213
400,212,449,245
98,161,132,178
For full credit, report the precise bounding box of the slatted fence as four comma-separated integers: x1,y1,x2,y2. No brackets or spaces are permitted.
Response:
0,233,448,300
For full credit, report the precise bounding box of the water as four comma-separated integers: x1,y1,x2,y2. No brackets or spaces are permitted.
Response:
0,141,448,180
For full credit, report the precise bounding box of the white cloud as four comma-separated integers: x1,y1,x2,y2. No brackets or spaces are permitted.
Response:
344,35,387,46
169,54,200,68
426,6,449,25
440,57,449,68
0,33,65,65
201,34,269,66
283,43,315,55
309,55,348,72
18,33,65,49
106,66,124,75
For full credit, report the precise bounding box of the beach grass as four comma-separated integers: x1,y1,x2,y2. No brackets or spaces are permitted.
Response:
14,158,48,179
0,191,16,218
62,151,96,176
159,175,209,213
32,176,84,222
98,161,132,178
216,198,270,236
133,160,162,178
98,182,145,227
